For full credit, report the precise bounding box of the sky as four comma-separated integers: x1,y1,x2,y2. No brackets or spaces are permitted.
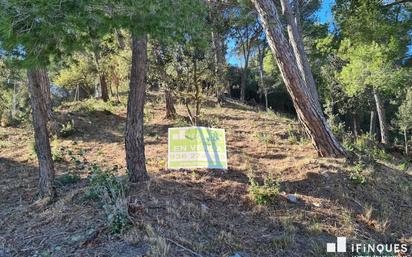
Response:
226,0,336,66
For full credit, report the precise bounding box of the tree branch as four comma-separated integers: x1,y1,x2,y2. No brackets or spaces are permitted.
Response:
382,0,412,7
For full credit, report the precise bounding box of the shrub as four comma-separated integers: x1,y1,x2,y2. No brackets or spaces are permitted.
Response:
86,164,130,234
60,120,76,138
349,162,367,185
56,172,81,186
249,177,280,205
61,98,115,115
344,133,390,164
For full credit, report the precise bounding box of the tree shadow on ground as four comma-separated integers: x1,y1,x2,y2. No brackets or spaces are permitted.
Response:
1,156,374,257
279,165,412,243
127,175,340,257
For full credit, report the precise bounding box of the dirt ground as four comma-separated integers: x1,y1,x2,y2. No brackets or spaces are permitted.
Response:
0,94,411,257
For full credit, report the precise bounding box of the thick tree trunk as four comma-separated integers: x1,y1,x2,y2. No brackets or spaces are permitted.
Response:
264,88,269,111
125,34,149,183
165,89,176,119
252,0,347,157
373,88,389,145
100,74,109,102
27,69,56,198
280,0,320,108
93,50,109,102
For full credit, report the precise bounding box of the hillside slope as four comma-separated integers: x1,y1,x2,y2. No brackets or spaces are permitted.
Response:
0,94,411,257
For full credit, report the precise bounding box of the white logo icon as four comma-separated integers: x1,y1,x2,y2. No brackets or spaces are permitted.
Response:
327,237,347,253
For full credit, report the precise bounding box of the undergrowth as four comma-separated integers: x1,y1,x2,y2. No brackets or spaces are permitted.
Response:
86,164,130,234
248,177,280,205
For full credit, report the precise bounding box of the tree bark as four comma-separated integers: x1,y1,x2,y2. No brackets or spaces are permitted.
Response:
369,110,376,136
93,50,109,102
27,69,56,198
257,42,268,111
240,70,246,102
12,82,17,119
373,88,389,145
279,0,320,108
252,0,347,157
404,128,408,155
165,89,176,119
193,58,201,125
125,34,149,183
208,0,226,102
352,114,359,138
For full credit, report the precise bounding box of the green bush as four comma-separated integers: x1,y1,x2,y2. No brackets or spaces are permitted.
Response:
349,162,367,185
60,120,76,138
61,99,115,115
249,177,280,205
86,164,130,234
344,133,390,164
56,172,81,186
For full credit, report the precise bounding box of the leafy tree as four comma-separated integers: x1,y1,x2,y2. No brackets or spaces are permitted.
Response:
397,88,412,154
0,0,90,198
228,1,262,102
106,0,208,182
54,53,97,100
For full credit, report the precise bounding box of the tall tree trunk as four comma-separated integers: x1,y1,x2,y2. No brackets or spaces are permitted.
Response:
240,69,246,102
373,88,389,145
257,43,268,111
27,69,56,198
193,58,201,125
369,110,376,137
352,114,359,138
264,88,269,111
279,0,320,108
12,82,17,118
125,34,149,183
208,0,226,103
252,0,347,157
93,50,109,102
165,89,176,119
404,128,408,155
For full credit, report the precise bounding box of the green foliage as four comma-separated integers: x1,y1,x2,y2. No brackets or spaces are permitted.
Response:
54,53,97,92
349,162,367,185
59,120,76,138
398,159,411,172
0,0,87,68
0,60,30,124
86,165,130,234
255,131,274,151
60,99,115,115
343,134,390,164
56,172,81,186
248,177,280,205
397,89,412,132
337,40,405,97
51,148,64,162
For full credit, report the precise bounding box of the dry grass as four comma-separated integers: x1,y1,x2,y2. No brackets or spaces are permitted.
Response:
0,93,411,256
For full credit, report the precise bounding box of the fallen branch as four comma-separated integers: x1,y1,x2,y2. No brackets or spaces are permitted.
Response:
166,238,204,257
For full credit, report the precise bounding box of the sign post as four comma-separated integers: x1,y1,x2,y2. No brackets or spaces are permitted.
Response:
168,127,228,169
